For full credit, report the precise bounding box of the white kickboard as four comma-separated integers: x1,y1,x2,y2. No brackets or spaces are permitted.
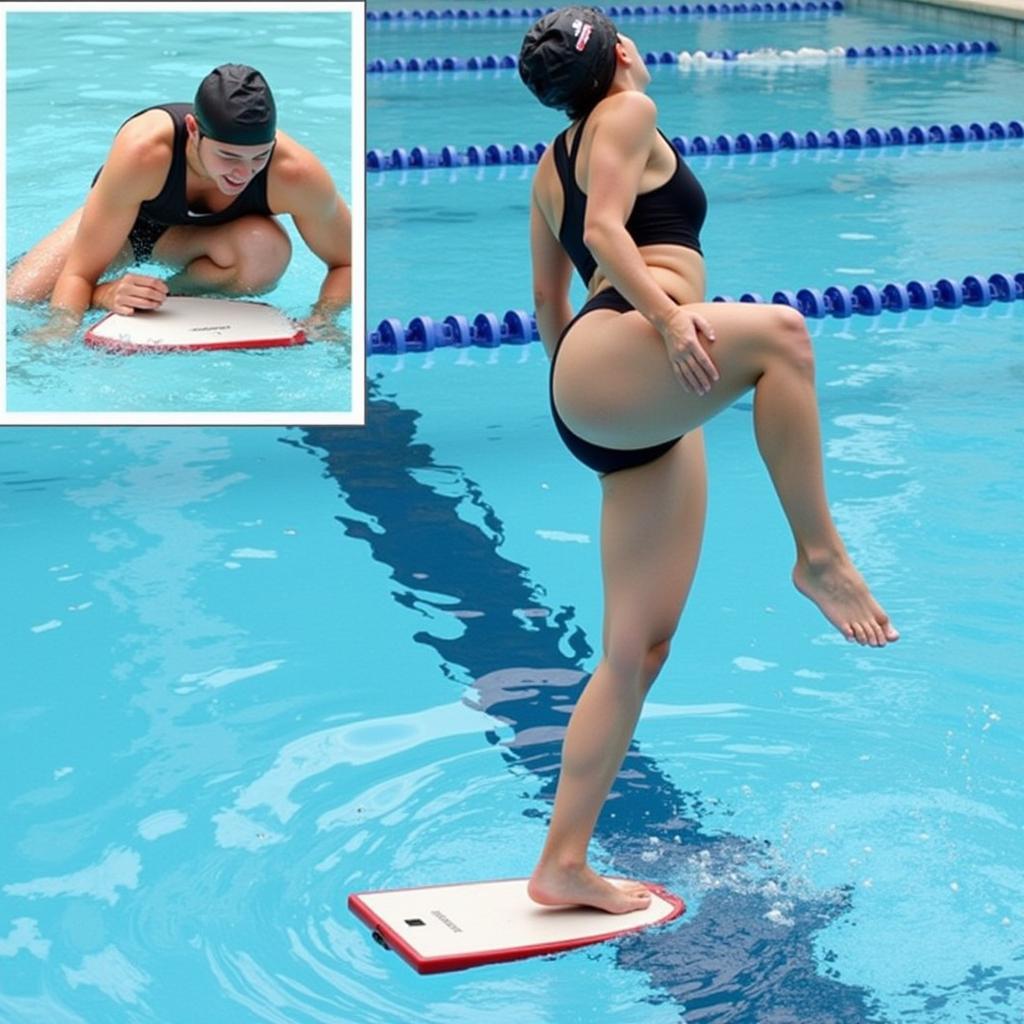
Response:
84,296,306,352
348,878,685,974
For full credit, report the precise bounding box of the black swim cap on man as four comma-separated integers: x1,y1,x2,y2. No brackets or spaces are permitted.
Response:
194,64,277,146
518,6,619,120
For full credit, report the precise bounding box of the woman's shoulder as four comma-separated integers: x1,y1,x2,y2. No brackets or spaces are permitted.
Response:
594,90,657,125
533,141,559,192
588,92,659,150
587,92,659,156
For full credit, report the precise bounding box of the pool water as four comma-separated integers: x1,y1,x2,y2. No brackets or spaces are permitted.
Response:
2,1,1022,1022
5,10,354,415
367,3,1023,327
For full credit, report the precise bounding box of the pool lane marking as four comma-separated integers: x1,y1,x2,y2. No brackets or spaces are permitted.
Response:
366,119,1023,171
367,38,999,73
297,403,882,1017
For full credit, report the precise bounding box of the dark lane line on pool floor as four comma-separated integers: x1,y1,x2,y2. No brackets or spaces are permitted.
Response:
297,386,882,1022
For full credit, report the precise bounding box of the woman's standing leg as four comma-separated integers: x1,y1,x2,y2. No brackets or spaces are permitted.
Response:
529,430,708,913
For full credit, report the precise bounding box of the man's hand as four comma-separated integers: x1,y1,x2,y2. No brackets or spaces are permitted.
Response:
21,310,80,345
299,308,348,344
93,274,169,315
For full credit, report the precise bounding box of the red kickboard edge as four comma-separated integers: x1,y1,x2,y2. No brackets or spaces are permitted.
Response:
347,879,686,975
83,310,307,353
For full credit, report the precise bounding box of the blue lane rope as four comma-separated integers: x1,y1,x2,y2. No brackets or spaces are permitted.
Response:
368,38,998,73
368,272,1024,354
367,118,1023,171
368,1,845,23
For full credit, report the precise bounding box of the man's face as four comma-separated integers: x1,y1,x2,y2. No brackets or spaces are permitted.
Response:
197,135,275,194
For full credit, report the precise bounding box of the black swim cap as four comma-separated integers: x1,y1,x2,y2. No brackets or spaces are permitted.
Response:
194,64,277,146
519,6,619,120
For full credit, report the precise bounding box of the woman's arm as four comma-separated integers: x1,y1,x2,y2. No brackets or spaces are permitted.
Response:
581,91,718,393
580,92,679,327
529,175,574,359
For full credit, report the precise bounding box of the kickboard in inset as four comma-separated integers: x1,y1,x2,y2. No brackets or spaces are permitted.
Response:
348,878,685,974
84,296,306,353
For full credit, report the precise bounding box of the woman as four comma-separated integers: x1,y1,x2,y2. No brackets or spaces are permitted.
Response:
518,7,899,916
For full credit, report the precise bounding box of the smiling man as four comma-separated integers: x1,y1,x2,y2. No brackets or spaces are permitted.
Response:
7,64,351,340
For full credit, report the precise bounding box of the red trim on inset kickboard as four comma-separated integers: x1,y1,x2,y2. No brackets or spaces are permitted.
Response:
83,311,307,353
347,878,686,975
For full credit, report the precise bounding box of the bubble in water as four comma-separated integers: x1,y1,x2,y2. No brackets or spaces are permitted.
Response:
765,907,794,927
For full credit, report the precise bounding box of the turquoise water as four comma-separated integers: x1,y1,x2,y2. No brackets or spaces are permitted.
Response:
2,2,1023,1023
3,311,1022,1020
368,144,1023,329
367,4,1023,328
6,10,353,414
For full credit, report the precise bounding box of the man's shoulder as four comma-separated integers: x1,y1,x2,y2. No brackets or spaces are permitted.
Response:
267,133,335,210
109,109,175,176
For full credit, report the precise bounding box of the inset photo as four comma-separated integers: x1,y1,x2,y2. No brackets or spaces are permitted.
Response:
3,1,364,425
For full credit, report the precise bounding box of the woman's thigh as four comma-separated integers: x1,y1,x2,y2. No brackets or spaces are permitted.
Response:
600,430,708,657
553,301,805,451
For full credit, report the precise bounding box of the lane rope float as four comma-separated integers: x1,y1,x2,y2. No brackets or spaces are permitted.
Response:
368,1,846,23
368,38,998,73
367,118,1023,170
367,272,1024,354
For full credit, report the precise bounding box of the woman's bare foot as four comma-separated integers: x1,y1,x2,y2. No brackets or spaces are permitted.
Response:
793,553,899,646
528,862,652,914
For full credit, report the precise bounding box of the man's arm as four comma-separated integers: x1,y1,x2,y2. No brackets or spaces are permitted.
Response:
272,144,352,325
51,123,170,326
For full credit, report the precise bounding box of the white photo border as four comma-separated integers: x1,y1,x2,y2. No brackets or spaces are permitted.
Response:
1,0,365,427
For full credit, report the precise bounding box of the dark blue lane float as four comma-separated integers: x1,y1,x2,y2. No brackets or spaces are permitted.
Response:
367,118,1023,170
368,272,1024,354
368,1,845,22
367,38,997,73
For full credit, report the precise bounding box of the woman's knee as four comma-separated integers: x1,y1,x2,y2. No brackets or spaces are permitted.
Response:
769,305,814,374
643,638,672,687
605,632,673,690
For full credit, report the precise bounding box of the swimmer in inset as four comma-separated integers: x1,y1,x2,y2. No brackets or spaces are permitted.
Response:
8,64,351,342
518,7,899,916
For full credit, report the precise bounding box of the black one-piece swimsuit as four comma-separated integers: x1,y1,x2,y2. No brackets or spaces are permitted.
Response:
91,103,275,263
549,111,708,475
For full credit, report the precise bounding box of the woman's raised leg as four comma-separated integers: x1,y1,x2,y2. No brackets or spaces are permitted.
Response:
553,302,899,646
528,431,708,913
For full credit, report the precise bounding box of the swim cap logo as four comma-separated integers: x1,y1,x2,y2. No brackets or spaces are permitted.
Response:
571,18,593,51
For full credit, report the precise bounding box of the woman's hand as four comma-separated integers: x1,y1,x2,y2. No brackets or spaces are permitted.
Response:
657,307,718,394
94,274,169,315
